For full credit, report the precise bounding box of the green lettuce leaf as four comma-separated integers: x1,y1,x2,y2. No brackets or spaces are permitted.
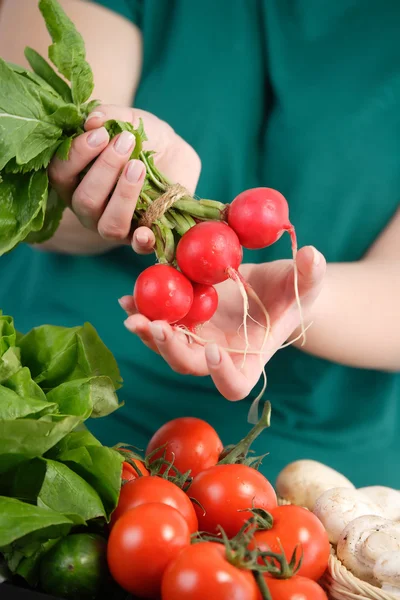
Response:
0,497,72,548
49,104,83,130
0,391,92,475
0,347,21,384
44,429,123,516
39,0,94,103
0,60,62,170
24,47,72,103
0,385,56,421
0,375,118,473
105,118,147,160
0,314,17,356
6,61,64,101
55,135,74,160
54,445,123,516
12,458,106,522
19,322,122,391
25,188,65,245
4,141,61,174
13,538,60,586
3,366,47,402
45,430,102,457
70,57,94,106
0,170,49,255
45,376,120,419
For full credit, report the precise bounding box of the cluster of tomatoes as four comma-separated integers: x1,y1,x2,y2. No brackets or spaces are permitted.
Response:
107,407,330,600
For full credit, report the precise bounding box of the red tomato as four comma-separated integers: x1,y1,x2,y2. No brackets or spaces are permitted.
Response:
146,417,223,477
162,542,259,600
263,576,328,600
121,460,149,482
110,475,198,533
108,503,191,598
250,505,330,581
188,464,277,538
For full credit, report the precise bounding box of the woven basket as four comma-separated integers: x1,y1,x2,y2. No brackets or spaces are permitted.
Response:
277,498,398,600
320,549,398,600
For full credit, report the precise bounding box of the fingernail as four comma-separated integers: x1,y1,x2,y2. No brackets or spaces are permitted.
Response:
115,131,135,155
85,110,105,124
205,343,221,366
150,322,166,342
126,159,144,183
124,318,136,332
136,230,149,245
87,127,109,148
311,247,321,266
118,297,130,311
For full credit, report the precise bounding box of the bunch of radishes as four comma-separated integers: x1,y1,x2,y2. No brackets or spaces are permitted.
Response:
134,187,301,338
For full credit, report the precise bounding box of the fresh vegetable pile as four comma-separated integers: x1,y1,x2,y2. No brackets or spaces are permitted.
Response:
0,0,306,358
2,310,398,599
0,312,331,600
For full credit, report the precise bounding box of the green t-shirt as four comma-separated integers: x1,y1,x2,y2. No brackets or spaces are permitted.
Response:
1,0,399,486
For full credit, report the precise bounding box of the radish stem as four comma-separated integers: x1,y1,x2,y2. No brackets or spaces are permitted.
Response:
233,271,271,424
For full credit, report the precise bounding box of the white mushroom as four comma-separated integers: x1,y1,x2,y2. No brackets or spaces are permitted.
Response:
337,515,400,586
374,551,400,596
359,486,400,521
275,460,355,510
313,487,385,544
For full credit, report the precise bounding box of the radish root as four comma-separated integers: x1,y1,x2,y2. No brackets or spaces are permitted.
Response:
279,321,313,349
174,321,313,355
286,225,306,347
241,279,271,424
227,268,250,367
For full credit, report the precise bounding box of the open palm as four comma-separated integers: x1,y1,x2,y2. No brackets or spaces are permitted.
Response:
123,246,326,400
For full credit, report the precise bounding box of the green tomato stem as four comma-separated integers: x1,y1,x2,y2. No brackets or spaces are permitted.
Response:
253,571,273,600
217,401,271,465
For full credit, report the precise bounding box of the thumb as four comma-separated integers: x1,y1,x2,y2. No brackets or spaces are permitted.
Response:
295,246,326,301
132,226,156,255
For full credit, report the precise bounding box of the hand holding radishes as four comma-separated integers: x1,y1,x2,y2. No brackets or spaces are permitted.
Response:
122,245,325,401
45,104,201,254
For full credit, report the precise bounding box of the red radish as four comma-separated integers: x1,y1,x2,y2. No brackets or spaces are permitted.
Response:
176,283,218,329
176,222,242,285
176,221,270,361
228,187,306,345
133,265,193,324
227,187,293,250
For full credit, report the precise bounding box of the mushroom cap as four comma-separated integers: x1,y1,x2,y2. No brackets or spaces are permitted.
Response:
276,460,354,510
313,487,385,544
359,486,400,522
373,551,400,587
337,516,400,585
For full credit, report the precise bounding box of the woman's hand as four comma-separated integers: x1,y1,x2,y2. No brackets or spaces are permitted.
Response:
48,104,201,253
122,246,326,400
